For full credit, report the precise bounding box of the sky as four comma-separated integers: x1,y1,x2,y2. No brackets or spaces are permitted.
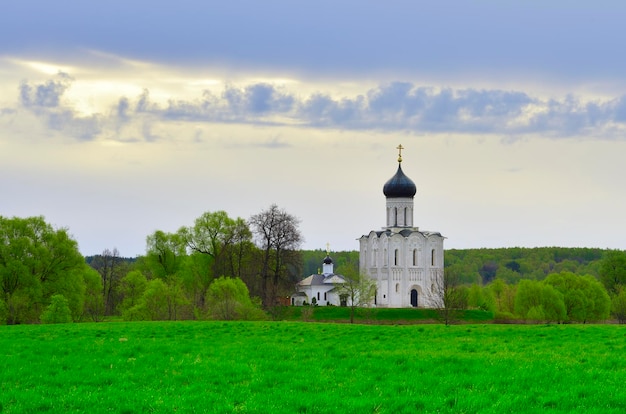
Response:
1,1,626,257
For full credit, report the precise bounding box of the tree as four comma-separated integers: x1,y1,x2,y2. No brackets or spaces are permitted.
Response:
514,279,543,320
467,283,495,311
544,272,610,323
433,267,467,325
599,250,626,295
82,267,105,322
0,216,87,324
611,287,626,324
90,248,127,315
119,270,148,314
335,264,377,324
540,284,567,323
135,279,170,321
205,277,266,320
515,280,566,323
487,278,516,316
177,211,251,306
41,294,73,324
145,230,186,279
249,204,303,307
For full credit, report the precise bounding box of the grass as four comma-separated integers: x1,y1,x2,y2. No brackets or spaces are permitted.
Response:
1,322,626,413
275,305,494,323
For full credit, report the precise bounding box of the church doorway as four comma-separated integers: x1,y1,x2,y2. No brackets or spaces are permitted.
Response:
339,294,348,307
410,289,418,307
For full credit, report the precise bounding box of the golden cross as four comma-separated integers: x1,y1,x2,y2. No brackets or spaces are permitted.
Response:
397,144,404,162
326,242,330,255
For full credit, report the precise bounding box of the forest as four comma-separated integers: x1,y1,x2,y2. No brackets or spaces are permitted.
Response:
2,212,626,325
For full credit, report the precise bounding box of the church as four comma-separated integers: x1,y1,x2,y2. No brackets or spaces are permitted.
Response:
291,249,348,306
358,145,445,308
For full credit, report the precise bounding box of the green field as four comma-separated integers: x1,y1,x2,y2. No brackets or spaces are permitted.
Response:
2,322,626,413
275,306,495,324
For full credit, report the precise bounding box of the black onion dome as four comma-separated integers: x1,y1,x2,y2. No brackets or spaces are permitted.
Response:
323,255,333,264
383,164,416,198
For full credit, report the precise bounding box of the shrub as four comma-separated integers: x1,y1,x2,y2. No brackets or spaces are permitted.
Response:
41,294,73,324
206,277,267,321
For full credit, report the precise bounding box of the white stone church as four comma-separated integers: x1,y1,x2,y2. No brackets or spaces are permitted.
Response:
291,251,348,306
358,145,445,308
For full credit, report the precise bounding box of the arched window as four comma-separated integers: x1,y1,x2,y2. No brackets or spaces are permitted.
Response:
395,283,399,293
394,249,399,266
393,207,398,226
412,249,418,266
431,249,436,266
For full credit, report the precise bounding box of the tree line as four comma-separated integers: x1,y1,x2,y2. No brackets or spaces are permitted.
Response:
0,205,303,324
440,248,626,323
3,210,626,325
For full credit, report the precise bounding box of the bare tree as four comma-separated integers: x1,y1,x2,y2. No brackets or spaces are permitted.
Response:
432,267,466,325
249,204,303,307
90,248,127,316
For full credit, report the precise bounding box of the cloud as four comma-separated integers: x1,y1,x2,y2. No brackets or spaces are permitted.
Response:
7,74,626,143
19,72,73,108
17,73,102,140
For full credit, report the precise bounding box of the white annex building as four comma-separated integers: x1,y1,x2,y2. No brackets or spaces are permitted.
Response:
291,250,348,306
358,145,445,308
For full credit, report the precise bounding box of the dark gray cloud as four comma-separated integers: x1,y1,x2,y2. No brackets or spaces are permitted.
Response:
10,76,626,142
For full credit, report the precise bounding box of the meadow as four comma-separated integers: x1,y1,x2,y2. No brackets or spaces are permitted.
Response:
1,321,626,413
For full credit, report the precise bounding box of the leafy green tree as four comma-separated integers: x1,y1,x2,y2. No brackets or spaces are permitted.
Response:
487,278,516,316
599,250,626,295
136,279,170,321
123,276,190,321
119,270,148,313
494,267,521,285
145,230,186,279
611,287,626,324
526,306,545,323
514,280,543,318
179,211,248,276
467,283,494,311
41,294,73,324
82,267,105,322
178,252,214,312
540,284,566,323
515,280,566,323
176,211,252,308
206,277,266,320
164,276,191,320
544,272,610,323
581,275,610,322
0,216,87,324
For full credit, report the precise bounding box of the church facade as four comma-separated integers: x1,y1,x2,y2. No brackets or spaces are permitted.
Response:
358,146,445,308
291,251,348,306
